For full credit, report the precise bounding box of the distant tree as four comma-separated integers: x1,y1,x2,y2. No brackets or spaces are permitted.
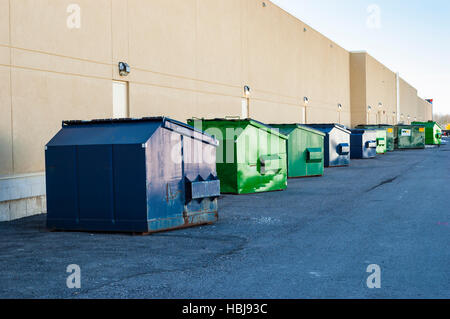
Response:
433,113,450,128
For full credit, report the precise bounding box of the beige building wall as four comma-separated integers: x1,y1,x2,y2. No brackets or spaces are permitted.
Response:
399,77,419,124
0,0,12,176
349,52,367,127
245,2,351,125
0,0,353,221
350,52,398,127
425,100,433,121
416,97,433,122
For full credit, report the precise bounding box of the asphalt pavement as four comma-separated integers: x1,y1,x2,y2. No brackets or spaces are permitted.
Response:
0,139,449,298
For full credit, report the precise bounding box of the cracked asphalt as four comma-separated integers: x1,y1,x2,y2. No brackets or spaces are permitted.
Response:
0,139,449,298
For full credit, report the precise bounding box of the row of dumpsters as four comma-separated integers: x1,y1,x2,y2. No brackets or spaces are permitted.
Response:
45,118,443,234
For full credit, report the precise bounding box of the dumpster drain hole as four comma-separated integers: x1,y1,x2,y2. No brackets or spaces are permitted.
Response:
367,176,399,192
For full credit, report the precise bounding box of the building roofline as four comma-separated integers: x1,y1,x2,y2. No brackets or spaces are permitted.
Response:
269,0,349,53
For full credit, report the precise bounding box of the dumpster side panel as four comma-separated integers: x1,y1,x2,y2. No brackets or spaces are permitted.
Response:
187,119,287,194
429,124,442,145
216,139,238,193
287,129,307,178
350,130,377,159
435,124,442,145
356,125,393,151
363,131,377,158
350,133,363,159
187,119,240,193
323,133,331,167
146,127,218,232
306,132,324,176
329,128,350,166
411,127,426,149
396,126,425,149
76,145,115,224
385,127,395,151
268,125,324,178
236,126,287,194
376,130,387,154
182,136,219,225
113,144,148,228
146,128,185,231
412,122,442,145
46,141,148,232
46,146,79,227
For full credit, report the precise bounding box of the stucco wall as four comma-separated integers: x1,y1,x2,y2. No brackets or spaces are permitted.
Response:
350,52,398,126
0,0,352,178
349,52,367,127
365,54,397,125
399,77,419,124
417,97,433,122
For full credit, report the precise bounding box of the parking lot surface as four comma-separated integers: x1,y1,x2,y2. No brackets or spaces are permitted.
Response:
0,139,449,298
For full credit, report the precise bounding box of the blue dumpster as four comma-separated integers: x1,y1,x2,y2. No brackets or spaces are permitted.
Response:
350,129,377,159
306,124,351,167
45,117,220,233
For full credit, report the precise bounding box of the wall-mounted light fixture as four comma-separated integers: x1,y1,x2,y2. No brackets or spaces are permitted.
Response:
262,2,267,7
303,97,309,105
118,62,130,76
378,102,383,108
368,105,372,111
244,85,251,97
338,103,342,110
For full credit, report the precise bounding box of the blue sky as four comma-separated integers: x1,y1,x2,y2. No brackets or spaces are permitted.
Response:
271,0,450,114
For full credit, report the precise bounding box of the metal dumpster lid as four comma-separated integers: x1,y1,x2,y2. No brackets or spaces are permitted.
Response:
396,124,425,128
306,123,351,134
356,124,394,128
49,117,218,147
350,128,377,133
190,118,288,140
412,121,442,129
269,124,326,137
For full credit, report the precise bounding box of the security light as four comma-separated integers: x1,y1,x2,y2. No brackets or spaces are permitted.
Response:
338,104,342,110
118,62,130,76
244,86,251,96
304,97,309,105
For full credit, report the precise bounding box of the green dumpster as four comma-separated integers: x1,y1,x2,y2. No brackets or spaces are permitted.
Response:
356,124,394,152
188,118,288,194
411,121,442,145
269,124,325,178
394,124,425,149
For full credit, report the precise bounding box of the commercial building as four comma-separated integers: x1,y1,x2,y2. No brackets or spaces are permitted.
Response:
350,52,398,127
0,0,432,221
349,51,432,127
